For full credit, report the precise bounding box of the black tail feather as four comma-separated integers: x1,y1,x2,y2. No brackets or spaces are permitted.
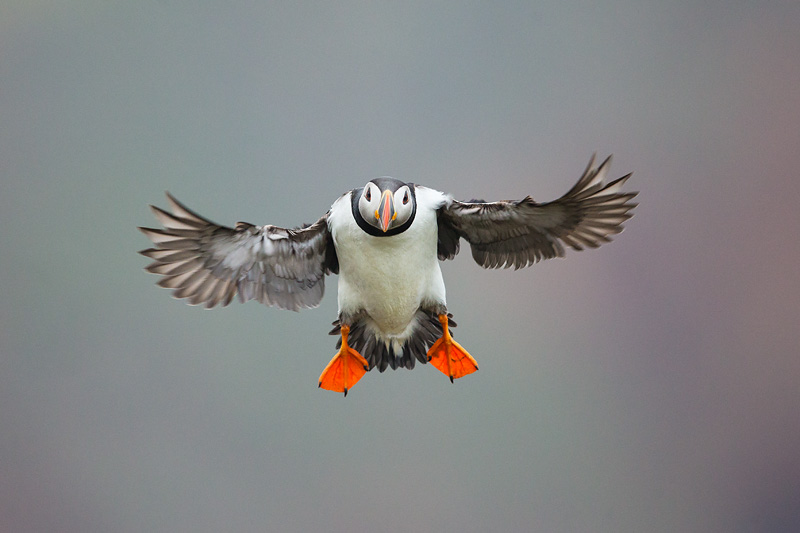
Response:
329,311,456,372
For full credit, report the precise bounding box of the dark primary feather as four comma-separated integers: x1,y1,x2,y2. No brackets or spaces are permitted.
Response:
138,192,337,311
437,154,638,269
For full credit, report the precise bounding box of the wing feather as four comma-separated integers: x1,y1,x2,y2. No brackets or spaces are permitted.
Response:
437,154,637,269
139,192,338,311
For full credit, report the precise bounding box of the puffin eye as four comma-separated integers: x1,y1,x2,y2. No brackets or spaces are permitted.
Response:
365,188,371,201
403,191,409,205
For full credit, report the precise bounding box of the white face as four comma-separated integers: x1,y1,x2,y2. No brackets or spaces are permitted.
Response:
358,182,414,232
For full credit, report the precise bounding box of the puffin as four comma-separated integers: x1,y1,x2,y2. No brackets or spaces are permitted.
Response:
139,154,637,395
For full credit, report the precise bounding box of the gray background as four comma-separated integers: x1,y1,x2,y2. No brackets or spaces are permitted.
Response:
2,2,799,532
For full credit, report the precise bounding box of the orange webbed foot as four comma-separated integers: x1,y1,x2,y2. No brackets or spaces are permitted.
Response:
318,325,369,396
427,314,478,382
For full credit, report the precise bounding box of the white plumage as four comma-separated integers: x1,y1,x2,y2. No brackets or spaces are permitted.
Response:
329,186,448,352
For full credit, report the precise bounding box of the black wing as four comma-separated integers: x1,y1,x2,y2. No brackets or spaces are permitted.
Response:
437,154,637,269
139,193,338,311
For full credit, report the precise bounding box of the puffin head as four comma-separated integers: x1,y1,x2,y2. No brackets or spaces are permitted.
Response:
354,177,416,236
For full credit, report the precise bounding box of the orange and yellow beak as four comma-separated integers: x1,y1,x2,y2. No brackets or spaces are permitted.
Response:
375,190,396,232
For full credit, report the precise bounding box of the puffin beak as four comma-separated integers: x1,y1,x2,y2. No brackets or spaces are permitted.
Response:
375,190,396,232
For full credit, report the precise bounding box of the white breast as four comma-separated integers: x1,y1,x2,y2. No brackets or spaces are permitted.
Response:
328,187,448,343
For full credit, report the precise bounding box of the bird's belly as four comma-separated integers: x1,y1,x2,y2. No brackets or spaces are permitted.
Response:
335,228,444,336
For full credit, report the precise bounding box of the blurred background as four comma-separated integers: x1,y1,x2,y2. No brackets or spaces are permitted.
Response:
2,1,799,532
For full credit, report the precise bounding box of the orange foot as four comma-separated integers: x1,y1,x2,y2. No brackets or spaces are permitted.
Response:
427,314,479,383
318,324,369,396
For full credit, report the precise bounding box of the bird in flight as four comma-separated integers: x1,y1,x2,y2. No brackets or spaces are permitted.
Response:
139,154,637,395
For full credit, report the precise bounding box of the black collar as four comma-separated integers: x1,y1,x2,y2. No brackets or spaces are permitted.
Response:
351,185,417,237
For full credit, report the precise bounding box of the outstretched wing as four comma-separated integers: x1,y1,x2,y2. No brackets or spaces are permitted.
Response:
139,193,338,311
437,154,637,269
